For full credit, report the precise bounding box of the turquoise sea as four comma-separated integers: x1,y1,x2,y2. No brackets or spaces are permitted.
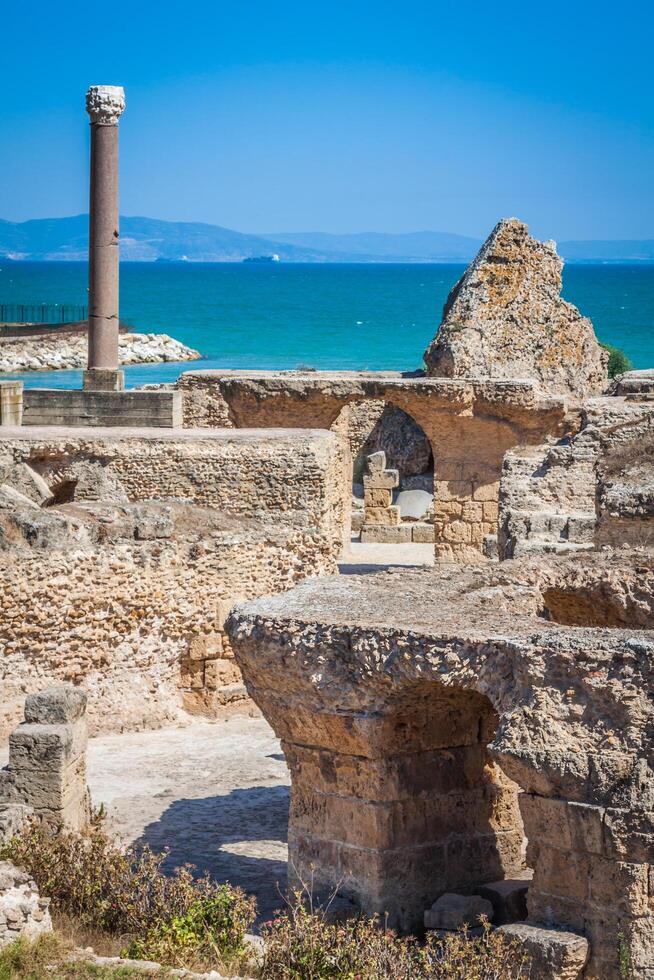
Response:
1,262,653,388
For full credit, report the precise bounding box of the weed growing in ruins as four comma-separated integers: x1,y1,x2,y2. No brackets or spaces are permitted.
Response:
618,931,633,979
125,887,256,970
0,817,256,972
261,890,529,979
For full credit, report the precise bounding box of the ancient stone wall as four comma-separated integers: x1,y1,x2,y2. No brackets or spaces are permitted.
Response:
0,427,344,551
0,428,341,736
0,514,335,738
177,372,566,561
497,393,654,559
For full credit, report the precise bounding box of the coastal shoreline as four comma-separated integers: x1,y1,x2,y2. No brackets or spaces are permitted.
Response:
0,331,200,374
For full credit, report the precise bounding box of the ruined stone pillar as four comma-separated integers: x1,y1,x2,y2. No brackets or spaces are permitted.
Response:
83,85,125,392
0,685,90,832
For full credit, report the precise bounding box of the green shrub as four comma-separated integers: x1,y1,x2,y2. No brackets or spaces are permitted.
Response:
126,887,255,969
600,342,633,379
261,891,529,979
0,818,255,971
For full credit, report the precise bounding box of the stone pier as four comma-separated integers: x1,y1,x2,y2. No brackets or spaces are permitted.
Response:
228,552,654,977
0,685,90,832
84,85,125,393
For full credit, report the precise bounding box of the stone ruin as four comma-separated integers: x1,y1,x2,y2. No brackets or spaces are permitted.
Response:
0,684,90,833
211,222,654,978
0,685,91,950
2,215,654,976
227,550,654,979
0,427,342,735
423,217,608,395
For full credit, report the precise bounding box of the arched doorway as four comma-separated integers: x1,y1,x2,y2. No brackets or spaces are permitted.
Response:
336,400,436,564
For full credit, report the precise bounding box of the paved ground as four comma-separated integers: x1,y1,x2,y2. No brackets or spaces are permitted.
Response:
86,717,290,925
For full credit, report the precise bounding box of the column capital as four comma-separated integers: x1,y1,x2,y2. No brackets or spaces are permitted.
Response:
85,85,125,125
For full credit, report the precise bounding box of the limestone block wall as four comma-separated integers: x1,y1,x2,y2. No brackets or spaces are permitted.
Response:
498,435,599,558
0,427,341,736
177,371,566,562
595,412,654,550
0,515,337,738
498,396,654,559
0,427,344,554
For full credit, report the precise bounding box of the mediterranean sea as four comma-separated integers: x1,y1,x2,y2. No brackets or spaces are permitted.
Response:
1,262,653,388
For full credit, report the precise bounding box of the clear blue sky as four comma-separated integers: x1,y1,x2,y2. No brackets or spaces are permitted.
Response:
2,0,652,240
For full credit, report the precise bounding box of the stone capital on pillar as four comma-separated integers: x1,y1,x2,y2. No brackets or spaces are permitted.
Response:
85,85,125,126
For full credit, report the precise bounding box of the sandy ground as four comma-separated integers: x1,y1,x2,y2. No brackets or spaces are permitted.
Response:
0,715,290,923
339,539,434,573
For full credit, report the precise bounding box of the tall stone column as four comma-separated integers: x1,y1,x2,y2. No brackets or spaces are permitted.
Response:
83,85,125,392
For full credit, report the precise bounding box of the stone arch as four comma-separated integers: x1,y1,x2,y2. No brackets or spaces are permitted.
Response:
332,398,435,549
229,557,654,974
177,371,568,562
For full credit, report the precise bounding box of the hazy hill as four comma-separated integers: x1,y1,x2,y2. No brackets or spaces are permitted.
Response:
0,215,652,263
558,239,654,262
0,215,336,263
268,230,480,260
271,229,654,263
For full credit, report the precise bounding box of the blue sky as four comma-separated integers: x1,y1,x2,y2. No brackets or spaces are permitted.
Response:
2,0,652,239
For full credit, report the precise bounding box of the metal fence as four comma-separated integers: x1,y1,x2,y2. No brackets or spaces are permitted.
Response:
0,303,88,324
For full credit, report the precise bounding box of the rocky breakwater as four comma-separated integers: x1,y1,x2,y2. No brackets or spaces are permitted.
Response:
0,331,200,373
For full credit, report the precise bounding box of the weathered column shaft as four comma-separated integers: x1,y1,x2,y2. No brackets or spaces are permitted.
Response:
84,85,125,391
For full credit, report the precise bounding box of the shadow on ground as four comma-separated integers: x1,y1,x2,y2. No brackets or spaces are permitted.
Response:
135,783,290,923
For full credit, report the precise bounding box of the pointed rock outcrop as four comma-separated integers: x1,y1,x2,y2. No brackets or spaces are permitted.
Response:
424,218,608,396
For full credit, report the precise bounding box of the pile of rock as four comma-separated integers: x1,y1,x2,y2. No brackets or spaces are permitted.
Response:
0,331,200,374
0,862,52,950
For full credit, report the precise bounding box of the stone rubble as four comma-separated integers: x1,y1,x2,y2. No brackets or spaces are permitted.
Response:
423,892,494,931
0,861,52,950
498,923,589,980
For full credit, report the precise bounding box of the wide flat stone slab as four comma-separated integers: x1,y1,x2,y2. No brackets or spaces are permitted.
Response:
179,369,566,419
230,550,653,646
0,425,333,444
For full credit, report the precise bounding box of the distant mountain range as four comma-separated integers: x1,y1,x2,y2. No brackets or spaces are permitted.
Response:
1,215,653,264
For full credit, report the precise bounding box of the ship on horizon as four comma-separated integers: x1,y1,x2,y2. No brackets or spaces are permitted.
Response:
242,253,280,264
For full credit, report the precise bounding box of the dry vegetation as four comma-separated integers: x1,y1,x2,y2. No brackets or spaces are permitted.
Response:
1,820,529,979
601,429,654,478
